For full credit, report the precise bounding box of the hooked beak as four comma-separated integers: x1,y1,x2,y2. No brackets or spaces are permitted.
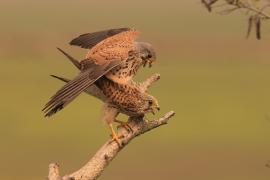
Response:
143,60,147,67
143,59,155,68
148,59,155,68
151,106,160,115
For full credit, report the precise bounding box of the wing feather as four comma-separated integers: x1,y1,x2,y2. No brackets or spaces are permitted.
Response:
43,60,122,117
70,28,131,49
50,75,70,83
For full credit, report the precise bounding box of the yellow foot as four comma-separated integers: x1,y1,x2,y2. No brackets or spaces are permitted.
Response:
109,133,124,147
109,123,124,147
115,119,133,133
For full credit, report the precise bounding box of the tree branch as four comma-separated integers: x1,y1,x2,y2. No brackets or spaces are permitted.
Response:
47,111,175,180
201,0,270,39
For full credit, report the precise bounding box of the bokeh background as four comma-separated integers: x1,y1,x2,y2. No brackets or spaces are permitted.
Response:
1,0,270,179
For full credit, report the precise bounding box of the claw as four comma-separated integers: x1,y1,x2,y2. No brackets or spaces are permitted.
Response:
115,119,133,133
109,133,124,147
109,124,123,147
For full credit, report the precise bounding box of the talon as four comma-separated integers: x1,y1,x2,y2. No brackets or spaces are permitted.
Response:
109,133,123,147
109,123,123,147
115,119,133,133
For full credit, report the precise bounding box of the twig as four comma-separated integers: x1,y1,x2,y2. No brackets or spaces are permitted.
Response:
201,0,270,39
48,111,175,180
241,3,270,19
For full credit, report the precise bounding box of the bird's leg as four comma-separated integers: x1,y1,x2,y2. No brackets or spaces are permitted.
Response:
114,119,133,133
109,123,123,147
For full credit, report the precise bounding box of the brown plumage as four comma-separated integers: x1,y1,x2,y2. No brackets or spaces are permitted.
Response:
97,78,159,146
43,28,156,117
96,76,159,117
50,48,159,118
49,48,159,146
69,28,130,49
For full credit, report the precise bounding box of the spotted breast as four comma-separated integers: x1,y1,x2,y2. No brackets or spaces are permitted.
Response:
95,77,145,116
105,51,143,84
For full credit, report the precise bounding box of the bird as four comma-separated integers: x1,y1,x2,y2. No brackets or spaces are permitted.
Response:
43,28,157,145
50,48,159,146
43,28,156,117
96,76,160,145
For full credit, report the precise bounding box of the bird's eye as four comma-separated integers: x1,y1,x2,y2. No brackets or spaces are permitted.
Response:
148,100,153,105
148,54,152,58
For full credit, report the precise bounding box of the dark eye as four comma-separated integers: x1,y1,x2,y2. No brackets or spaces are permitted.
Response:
148,54,152,58
148,100,153,105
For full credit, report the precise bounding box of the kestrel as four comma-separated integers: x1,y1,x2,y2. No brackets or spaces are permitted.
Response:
96,76,159,145
50,48,159,145
43,28,156,117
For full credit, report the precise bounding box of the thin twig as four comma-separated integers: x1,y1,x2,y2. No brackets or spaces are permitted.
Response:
241,3,270,19
202,0,270,39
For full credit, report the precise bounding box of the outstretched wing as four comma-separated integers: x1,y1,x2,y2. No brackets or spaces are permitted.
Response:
43,29,139,116
70,28,131,49
43,59,122,117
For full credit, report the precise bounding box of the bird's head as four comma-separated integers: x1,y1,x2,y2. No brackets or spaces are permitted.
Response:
136,42,156,68
141,94,160,115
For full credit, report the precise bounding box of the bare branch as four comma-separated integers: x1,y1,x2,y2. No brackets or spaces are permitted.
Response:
201,0,219,12
201,0,270,39
48,111,175,180
48,163,61,180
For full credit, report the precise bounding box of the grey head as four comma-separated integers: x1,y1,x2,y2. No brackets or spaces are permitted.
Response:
135,42,157,67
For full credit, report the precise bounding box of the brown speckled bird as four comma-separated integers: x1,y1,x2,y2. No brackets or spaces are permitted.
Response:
43,28,157,144
49,48,159,145
97,76,159,145
43,28,156,117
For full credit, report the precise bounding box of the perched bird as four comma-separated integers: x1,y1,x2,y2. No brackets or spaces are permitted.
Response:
43,28,156,117
50,48,159,145
96,76,159,145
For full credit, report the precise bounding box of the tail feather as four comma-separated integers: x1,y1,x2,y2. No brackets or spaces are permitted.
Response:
56,47,81,69
50,75,70,83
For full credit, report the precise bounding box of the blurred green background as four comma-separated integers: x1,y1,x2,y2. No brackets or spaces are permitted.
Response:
1,0,270,179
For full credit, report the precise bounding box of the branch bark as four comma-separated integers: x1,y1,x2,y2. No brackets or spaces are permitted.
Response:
47,111,175,180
